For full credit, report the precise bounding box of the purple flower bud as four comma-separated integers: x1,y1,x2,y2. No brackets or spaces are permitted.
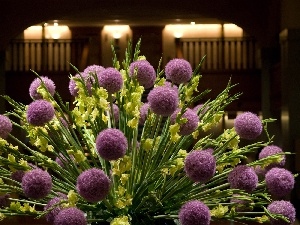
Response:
139,102,150,124
228,165,258,192
179,200,211,225
76,168,110,202
170,108,199,135
44,195,67,223
259,145,286,169
22,169,52,199
98,67,123,94
29,76,56,100
0,115,12,139
147,86,179,116
129,60,156,89
54,207,87,225
265,167,294,198
184,150,216,183
234,112,262,140
96,128,128,161
165,58,192,84
267,200,296,225
26,100,55,126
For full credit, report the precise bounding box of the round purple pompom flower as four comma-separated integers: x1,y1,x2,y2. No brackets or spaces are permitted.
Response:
170,108,199,135
147,86,179,116
165,58,192,84
96,128,128,161
0,194,10,208
228,165,258,192
163,81,179,92
21,169,52,199
11,170,25,182
26,100,55,126
83,64,105,75
267,200,296,225
234,112,262,140
76,168,110,202
179,200,211,225
184,150,216,183
54,207,87,225
259,145,286,169
69,72,93,97
129,60,156,89
265,168,294,198
0,115,12,139
139,103,150,124
98,67,123,94
29,76,56,100
44,195,67,223
254,165,267,180
112,103,119,123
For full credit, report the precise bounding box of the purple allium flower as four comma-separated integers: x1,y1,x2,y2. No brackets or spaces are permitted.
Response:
170,108,199,135
112,103,119,123
0,115,12,139
231,194,252,212
55,153,74,168
76,168,110,202
139,102,150,124
98,67,123,94
254,165,267,180
54,207,87,225
11,170,25,182
163,81,179,92
29,76,56,100
129,60,156,89
265,168,294,198
0,194,10,208
68,72,93,97
267,200,296,225
96,128,128,161
147,86,179,116
83,64,105,75
228,165,258,192
259,145,286,169
179,200,211,225
165,58,192,84
21,169,52,199
234,112,262,140
26,100,55,126
184,150,216,183
44,195,67,223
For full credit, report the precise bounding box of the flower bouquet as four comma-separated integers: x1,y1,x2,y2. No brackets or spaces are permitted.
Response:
0,39,296,225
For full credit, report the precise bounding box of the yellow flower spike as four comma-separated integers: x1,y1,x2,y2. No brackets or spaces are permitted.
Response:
169,123,181,142
10,202,21,211
155,78,166,87
115,199,126,209
8,154,15,163
0,138,8,147
67,190,78,207
0,178,4,184
117,185,126,196
142,138,153,151
102,113,108,123
0,212,5,221
192,130,199,139
120,174,130,185
210,204,229,218
127,117,139,129
73,151,87,163
110,215,130,225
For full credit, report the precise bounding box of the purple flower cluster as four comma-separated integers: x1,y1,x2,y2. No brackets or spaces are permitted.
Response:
76,168,110,202
179,200,211,225
54,207,87,225
11,170,25,182
96,128,128,160
184,150,216,183
69,73,93,97
29,76,56,100
265,168,294,198
0,114,12,139
228,165,258,192
98,67,123,94
55,153,74,168
26,100,55,126
129,60,156,89
170,108,199,135
234,112,262,140
147,86,178,116
267,200,296,225
139,102,150,124
21,169,52,199
112,103,119,123
44,195,67,223
83,64,105,75
259,145,286,169
163,81,179,92
165,58,192,84
230,194,252,212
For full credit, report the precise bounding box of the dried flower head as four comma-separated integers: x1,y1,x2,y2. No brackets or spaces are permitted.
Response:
147,86,179,116
139,102,150,124
44,195,67,223
165,58,192,84
228,165,258,192
170,108,199,135
29,76,56,100
96,128,128,161
0,114,12,139
259,145,286,169
26,100,55,126
21,169,52,199
267,200,296,225
76,168,110,202
179,200,211,225
129,60,156,89
54,207,87,225
265,167,294,198
98,67,123,94
234,112,262,140
184,150,216,183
